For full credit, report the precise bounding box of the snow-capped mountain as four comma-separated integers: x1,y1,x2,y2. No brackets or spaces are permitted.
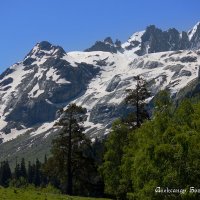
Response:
1,22,200,162
189,22,200,49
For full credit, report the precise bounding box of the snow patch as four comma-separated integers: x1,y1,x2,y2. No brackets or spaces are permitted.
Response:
1,128,30,143
46,68,70,84
31,121,56,137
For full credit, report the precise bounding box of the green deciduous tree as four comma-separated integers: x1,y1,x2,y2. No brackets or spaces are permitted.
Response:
100,119,129,199
121,91,200,199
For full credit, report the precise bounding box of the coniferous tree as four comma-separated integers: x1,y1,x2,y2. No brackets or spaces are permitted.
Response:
44,154,47,165
44,103,97,195
44,157,60,188
20,158,27,179
92,138,105,166
27,161,34,184
41,155,48,186
33,159,41,187
14,162,21,180
125,75,150,128
55,103,86,195
0,161,11,187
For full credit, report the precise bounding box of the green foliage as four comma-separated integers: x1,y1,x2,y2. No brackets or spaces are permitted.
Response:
41,183,61,194
101,77,151,199
9,177,28,188
100,119,129,199
102,90,200,199
121,91,200,199
11,158,46,188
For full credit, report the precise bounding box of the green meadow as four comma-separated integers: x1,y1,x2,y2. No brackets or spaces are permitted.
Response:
0,187,111,200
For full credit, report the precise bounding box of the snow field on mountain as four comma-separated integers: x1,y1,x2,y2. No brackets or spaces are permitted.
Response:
1,22,200,143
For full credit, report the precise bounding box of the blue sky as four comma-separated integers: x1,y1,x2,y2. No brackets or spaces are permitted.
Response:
0,0,200,72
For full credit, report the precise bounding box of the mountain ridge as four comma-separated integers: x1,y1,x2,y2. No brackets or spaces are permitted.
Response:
86,22,200,55
1,22,200,163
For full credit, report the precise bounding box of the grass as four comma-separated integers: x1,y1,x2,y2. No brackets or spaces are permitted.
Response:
0,187,111,200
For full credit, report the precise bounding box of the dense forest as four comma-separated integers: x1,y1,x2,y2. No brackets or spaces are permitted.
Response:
1,77,200,199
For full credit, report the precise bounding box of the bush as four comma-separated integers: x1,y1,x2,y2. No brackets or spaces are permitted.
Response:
41,184,61,194
9,177,28,188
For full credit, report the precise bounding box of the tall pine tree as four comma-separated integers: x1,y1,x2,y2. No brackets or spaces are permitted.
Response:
45,103,96,195
125,75,150,128
27,161,34,184
14,162,21,180
33,159,41,187
20,158,27,179
0,161,11,187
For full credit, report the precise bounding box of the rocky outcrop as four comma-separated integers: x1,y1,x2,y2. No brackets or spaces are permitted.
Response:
106,75,121,92
86,22,200,56
136,26,190,55
85,37,123,53
189,22,200,49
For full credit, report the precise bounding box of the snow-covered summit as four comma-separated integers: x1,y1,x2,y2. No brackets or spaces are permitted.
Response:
122,30,145,47
25,41,66,61
188,22,200,41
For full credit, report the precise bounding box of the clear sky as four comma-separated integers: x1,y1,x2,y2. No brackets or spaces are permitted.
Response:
0,0,200,72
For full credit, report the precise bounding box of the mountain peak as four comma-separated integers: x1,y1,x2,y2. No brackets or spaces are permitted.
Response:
24,41,66,62
85,37,122,53
188,22,200,41
103,37,114,44
129,30,145,43
37,41,52,51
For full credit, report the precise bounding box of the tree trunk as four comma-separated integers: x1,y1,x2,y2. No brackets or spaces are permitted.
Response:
67,116,73,195
136,78,140,127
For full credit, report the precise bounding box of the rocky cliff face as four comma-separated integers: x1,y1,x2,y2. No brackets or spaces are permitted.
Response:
189,22,200,49
1,22,200,162
85,37,123,53
137,26,190,55
87,22,200,55
0,41,100,135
